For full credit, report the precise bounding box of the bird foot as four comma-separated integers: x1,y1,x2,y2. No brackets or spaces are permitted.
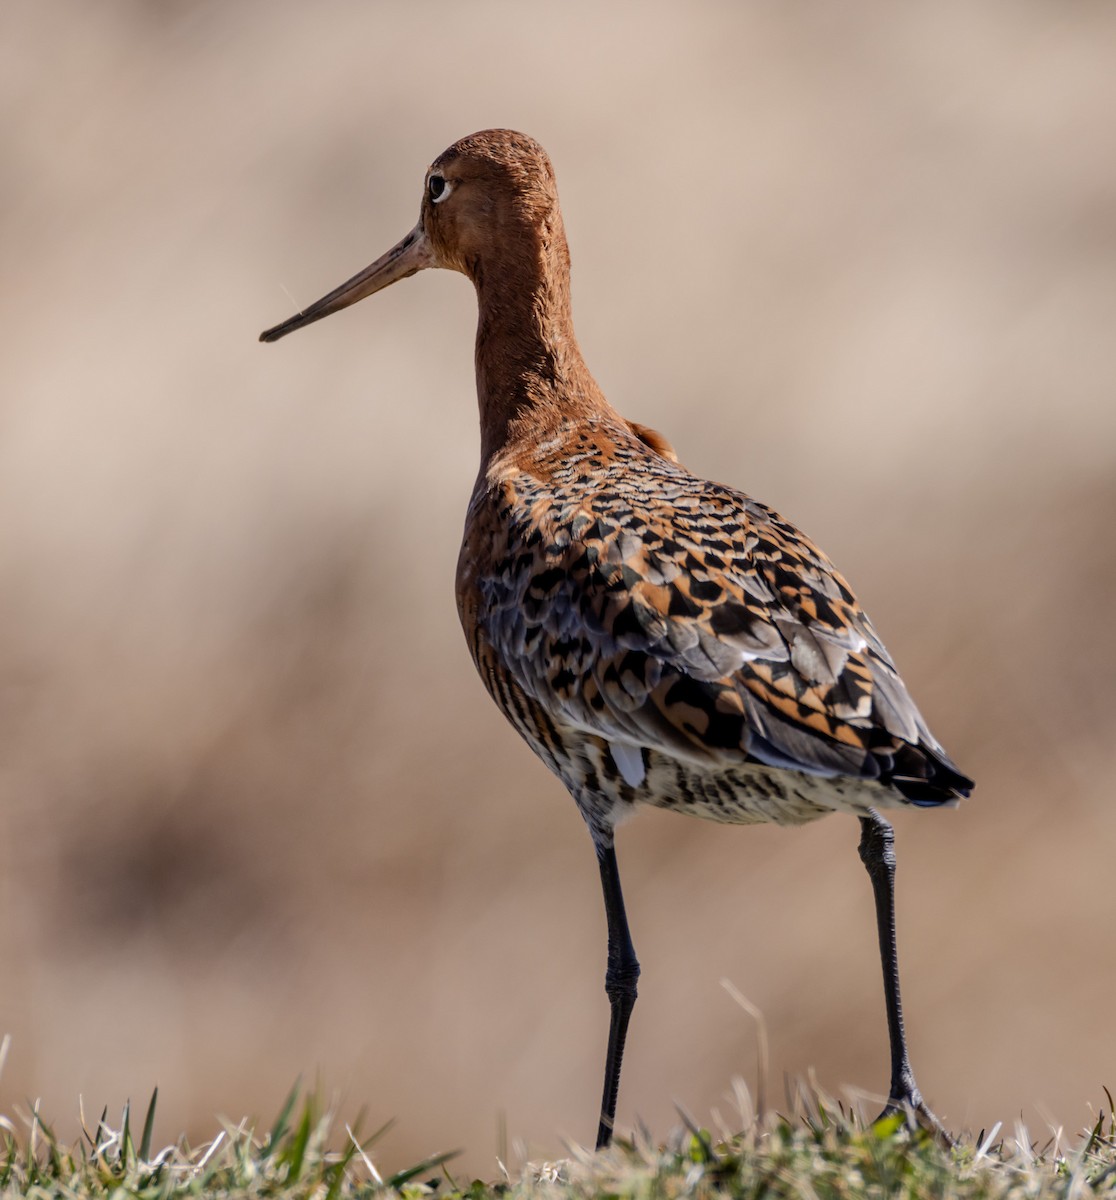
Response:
873,1093,954,1148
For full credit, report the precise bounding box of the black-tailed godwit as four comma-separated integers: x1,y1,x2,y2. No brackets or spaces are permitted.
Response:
261,129,973,1149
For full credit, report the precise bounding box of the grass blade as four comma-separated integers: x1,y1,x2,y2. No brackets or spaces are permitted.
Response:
139,1087,158,1162
286,1103,313,1179
265,1078,301,1156
386,1148,462,1189
120,1098,132,1164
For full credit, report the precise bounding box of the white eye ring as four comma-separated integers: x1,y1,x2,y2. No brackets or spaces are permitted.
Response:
428,174,453,204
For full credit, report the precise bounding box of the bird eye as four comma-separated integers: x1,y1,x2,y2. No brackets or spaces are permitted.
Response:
428,174,451,203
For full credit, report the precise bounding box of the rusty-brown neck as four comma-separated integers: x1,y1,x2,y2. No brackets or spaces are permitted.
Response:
469,209,613,464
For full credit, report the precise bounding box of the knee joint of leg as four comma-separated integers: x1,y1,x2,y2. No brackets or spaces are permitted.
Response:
605,960,640,1001
859,819,896,872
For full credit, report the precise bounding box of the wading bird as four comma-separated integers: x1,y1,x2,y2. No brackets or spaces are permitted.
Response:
261,129,972,1149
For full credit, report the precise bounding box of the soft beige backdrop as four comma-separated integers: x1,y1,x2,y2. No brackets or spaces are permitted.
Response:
2,0,1115,1175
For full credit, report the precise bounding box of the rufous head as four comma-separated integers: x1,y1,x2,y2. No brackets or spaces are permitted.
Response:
260,129,561,343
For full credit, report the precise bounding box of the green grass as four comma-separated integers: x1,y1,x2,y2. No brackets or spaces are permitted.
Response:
2,1080,1115,1200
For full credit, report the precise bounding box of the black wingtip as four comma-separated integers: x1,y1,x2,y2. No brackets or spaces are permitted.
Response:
887,744,974,807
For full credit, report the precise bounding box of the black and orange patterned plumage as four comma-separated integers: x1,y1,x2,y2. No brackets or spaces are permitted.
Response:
460,418,970,839
262,129,972,1149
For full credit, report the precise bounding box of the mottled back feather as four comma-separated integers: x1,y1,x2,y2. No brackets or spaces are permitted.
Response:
458,416,971,810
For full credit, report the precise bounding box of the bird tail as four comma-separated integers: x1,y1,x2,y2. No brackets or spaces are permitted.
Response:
886,742,974,808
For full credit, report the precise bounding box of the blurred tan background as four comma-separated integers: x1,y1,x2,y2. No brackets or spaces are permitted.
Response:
2,0,1115,1175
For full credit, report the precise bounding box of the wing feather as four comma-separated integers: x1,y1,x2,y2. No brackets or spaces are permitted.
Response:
465,426,971,802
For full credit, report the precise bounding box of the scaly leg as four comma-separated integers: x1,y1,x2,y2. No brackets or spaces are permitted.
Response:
593,838,640,1150
858,810,951,1143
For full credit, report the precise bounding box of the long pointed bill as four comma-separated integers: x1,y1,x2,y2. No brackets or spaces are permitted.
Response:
259,223,434,343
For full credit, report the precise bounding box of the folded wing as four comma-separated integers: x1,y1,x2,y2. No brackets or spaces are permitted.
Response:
477,456,972,806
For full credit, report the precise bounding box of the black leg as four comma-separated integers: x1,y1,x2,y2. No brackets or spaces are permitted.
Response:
858,810,951,1143
593,838,641,1150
